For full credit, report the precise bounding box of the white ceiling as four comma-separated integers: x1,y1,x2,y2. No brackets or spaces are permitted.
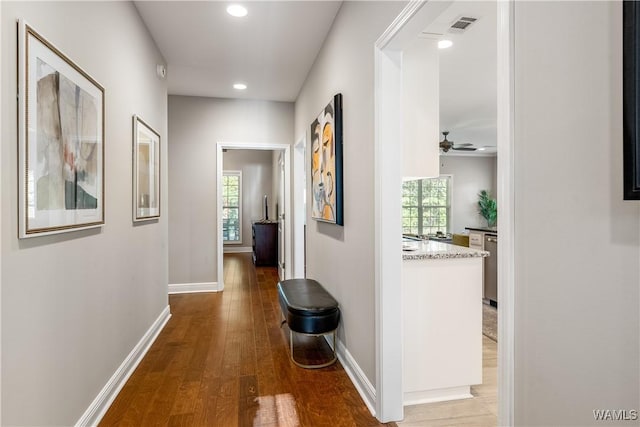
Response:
134,1,342,102
135,1,496,155
424,1,498,156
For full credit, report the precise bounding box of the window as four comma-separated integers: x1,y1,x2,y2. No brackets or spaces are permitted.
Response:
222,171,242,243
402,176,451,236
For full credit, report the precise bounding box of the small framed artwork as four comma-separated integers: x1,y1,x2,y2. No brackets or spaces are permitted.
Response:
133,116,161,222
18,20,105,238
310,93,344,225
624,2,640,200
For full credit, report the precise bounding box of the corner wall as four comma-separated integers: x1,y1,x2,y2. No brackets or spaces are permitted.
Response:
168,96,293,285
439,155,497,233
294,1,405,388
513,2,640,425
1,2,169,425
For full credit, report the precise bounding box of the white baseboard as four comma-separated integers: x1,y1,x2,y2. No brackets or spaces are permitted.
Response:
326,335,377,417
223,246,252,253
75,306,171,427
168,282,219,294
403,386,472,406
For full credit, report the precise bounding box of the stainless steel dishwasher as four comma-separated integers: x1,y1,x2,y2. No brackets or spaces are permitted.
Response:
484,234,498,305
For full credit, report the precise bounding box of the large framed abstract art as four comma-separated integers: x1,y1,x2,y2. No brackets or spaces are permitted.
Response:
624,2,640,200
18,21,105,238
133,116,161,222
310,94,343,225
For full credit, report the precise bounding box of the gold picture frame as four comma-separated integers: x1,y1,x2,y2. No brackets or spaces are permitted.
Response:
18,20,105,238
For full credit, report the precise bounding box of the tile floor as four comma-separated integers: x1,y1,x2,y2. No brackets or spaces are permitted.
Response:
397,336,497,427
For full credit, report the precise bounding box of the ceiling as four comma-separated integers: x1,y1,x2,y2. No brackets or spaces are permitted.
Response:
424,1,498,156
135,1,496,155
134,1,342,102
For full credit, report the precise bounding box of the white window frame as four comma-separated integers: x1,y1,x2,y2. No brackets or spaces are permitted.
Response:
402,175,451,236
222,170,242,244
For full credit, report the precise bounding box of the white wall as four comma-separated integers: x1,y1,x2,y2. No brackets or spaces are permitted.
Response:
1,2,168,425
223,149,274,248
439,155,497,233
513,2,639,425
294,1,405,386
168,96,293,285
402,37,440,180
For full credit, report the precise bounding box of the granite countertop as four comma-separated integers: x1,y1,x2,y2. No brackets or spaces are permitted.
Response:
402,239,489,260
465,226,498,234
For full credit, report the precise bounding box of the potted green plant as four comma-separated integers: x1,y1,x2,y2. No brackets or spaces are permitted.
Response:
478,190,497,228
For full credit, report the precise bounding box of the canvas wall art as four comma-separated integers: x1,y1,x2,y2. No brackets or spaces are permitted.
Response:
310,93,343,225
133,116,161,221
18,21,104,238
624,2,640,200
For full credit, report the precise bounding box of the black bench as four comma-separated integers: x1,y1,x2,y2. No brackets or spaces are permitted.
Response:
277,279,340,369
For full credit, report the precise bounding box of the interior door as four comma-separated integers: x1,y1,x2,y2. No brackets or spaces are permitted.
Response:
278,152,286,280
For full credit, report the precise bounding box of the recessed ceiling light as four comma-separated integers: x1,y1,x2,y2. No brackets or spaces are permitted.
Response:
233,83,247,90
438,39,453,49
477,147,486,151
227,4,248,17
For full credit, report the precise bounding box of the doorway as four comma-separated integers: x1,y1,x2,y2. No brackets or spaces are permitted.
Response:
216,142,293,290
373,1,514,424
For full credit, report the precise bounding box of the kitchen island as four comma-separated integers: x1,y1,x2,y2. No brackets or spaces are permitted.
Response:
402,239,488,406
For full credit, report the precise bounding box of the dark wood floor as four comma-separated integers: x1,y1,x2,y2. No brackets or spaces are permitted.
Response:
100,253,394,427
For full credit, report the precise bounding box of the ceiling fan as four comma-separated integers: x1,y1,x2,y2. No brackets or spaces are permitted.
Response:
439,131,477,153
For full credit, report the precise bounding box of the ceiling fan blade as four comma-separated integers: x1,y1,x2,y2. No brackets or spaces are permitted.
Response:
455,143,473,147
452,146,477,151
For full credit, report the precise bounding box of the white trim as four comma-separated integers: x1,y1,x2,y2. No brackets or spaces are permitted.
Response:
403,387,472,407
75,306,171,427
497,1,515,426
168,282,219,294
223,246,252,254
375,1,426,50
216,142,292,290
0,5,3,422
374,44,404,422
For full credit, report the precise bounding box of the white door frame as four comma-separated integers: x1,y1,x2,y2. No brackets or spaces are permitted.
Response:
277,152,286,280
0,3,3,422
496,2,515,425
293,135,306,278
216,141,292,290
373,1,515,424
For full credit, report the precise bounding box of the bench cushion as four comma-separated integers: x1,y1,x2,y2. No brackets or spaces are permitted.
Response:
277,279,340,335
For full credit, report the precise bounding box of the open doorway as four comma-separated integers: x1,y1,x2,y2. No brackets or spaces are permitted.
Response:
397,2,499,425
216,142,292,290
374,1,514,424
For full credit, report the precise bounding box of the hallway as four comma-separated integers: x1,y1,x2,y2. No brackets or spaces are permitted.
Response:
100,253,392,426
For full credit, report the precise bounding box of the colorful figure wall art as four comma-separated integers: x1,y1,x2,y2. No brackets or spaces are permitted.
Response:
310,94,343,226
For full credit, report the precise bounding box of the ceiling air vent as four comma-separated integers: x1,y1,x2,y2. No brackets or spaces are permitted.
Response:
449,16,478,33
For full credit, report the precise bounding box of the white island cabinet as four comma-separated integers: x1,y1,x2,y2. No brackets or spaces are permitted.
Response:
402,240,488,406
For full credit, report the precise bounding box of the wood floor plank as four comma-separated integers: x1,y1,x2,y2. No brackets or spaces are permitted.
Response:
100,253,393,427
